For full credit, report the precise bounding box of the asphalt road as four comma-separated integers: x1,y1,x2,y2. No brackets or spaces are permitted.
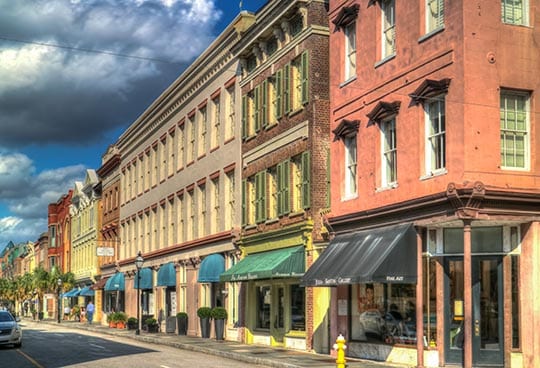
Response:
1,322,269,368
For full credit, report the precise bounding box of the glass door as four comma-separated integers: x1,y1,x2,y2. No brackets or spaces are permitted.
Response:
271,285,286,344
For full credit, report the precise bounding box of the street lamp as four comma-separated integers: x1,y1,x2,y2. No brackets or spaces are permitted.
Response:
135,251,144,335
57,278,63,324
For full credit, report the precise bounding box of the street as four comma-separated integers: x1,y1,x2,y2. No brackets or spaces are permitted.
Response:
1,322,270,368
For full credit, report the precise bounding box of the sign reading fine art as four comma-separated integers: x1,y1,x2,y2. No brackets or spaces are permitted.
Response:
97,247,115,256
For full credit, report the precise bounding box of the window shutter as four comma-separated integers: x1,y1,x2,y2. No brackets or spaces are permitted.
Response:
255,171,266,223
284,63,291,114
301,151,311,209
276,70,283,119
261,80,268,128
254,86,260,132
241,179,247,226
241,95,247,139
437,0,444,28
301,51,309,105
276,162,283,215
282,159,290,214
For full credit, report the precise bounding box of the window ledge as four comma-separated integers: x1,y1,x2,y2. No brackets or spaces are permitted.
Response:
374,54,396,69
288,107,303,118
285,330,306,338
500,166,529,172
341,193,358,201
420,168,447,181
289,211,305,219
376,183,398,192
265,218,279,225
339,76,357,88
418,26,445,44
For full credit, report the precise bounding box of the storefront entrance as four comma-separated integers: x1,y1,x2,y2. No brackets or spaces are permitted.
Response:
445,257,504,367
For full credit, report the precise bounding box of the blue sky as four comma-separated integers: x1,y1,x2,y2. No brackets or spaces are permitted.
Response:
0,0,267,245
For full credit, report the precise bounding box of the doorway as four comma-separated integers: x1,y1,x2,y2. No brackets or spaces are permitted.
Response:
445,257,504,366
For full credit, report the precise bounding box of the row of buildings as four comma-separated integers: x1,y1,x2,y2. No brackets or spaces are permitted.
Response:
2,1,540,367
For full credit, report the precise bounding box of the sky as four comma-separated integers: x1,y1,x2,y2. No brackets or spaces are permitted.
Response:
0,0,268,247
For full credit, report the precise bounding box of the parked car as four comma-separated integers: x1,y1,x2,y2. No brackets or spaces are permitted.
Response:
0,310,22,348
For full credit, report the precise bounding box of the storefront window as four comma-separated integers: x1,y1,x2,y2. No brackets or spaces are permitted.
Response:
256,286,271,329
423,257,437,347
290,284,305,331
511,254,520,349
351,283,416,345
104,291,125,313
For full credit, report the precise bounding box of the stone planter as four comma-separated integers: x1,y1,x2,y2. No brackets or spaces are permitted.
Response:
177,315,188,335
214,319,225,340
199,317,211,338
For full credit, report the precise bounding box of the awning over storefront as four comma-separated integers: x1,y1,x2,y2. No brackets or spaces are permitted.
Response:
91,277,110,290
104,272,125,291
198,254,225,283
301,223,417,286
63,287,80,298
220,246,305,282
134,267,153,289
79,285,95,297
157,262,176,287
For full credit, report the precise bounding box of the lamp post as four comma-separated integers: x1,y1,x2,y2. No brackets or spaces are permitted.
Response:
135,251,144,335
57,278,63,324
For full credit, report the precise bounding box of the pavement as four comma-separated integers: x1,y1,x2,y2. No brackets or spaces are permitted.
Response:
25,317,413,368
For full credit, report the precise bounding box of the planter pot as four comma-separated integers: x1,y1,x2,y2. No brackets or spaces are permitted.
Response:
116,322,126,329
109,321,117,328
127,323,137,330
147,324,159,333
199,317,211,338
177,316,188,335
214,319,225,340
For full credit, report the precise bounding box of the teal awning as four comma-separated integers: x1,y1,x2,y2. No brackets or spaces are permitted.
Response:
63,287,80,298
105,272,125,291
157,262,176,287
79,286,95,297
220,246,305,282
198,254,225,283
135,267,153,289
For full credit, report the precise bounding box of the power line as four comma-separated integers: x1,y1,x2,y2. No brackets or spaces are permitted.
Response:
0,35,180,65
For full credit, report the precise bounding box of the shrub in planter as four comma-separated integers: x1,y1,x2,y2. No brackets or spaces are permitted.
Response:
176,312,188,335
127,317,138,330
145,317,159,333
197,307,212,338
107,312,117,328
115,312,128,329
211,307,227,340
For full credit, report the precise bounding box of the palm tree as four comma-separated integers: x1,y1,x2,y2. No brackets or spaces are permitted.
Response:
32,266,50,316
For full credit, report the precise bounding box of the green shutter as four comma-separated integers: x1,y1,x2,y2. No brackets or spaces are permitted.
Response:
241,95,247,139
255,171,266,223
276,163,283,215
284,63,291,114
301,51,309,105
276,70,283,119
254,86,260,132
282,159,290,215
301,151,311,209
261,80,268,128
242,179,247,226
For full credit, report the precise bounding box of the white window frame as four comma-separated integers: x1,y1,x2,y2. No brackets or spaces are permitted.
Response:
500,90,530,170
381,0,396,60
424,96,446,175
381,118,397,187
426,0,444,34
501,0,528,26
344,135,357,198
344,22,356,82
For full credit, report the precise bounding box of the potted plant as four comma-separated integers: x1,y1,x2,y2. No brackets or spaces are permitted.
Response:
176,312,188,335
145,317,159,333
197,307,212,338
127,317,138,330
107,312,117,328
115,312,128,329
211,307,228,340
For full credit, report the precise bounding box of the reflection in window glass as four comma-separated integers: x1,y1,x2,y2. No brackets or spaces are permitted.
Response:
256,286,271,329
290,285,305,331
351,283,416,345
423,257,437,347
511,255,520,349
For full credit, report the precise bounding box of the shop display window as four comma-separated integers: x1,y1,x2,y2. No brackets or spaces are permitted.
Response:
256,286,271,329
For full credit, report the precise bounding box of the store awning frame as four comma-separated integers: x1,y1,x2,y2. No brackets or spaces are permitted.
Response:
157,262,176,287
104,272,125,291
62,287,80,298
198,254,225,283
220,246,305,282
134,267,153,289
79,285,95,297
301,223,417,286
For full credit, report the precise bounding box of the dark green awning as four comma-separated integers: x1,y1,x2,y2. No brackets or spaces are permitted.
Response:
198,254,225,283
134,267,153,289
105,272,125,291
301,223,417,286
220,246,305,282
157,262,176,287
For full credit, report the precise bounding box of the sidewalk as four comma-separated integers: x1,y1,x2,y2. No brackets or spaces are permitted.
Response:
27,318,413,368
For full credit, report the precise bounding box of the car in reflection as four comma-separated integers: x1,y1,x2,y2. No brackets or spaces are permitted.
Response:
358,310,385,337
0,310,22,348
382,311,416,344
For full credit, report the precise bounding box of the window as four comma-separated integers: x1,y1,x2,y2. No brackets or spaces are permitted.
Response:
211,178,220,234
177,124,185,171
225,171,235,230
267,36,278,56
198,107,207,157
152,145,158,187
246,55,257,73
225,86,235,141
211,97,220,149
256,286,271,329
198,183,206,237
168,133,175,178
254,171,266,223
426,0,444,33
267,167,278,219
344,22,356,81
160,138,166,181
381,118,397,187
291,52,309,110
381,0,395,59
188,116,196,163
242,178,256,226
290,13,304,37
277,160,290,216
500,90,529,169
425,97,446,173
291,152,311,211
187,190,194,240
241,92,255,139
344,136,357,197
176,194,184,243
290,284,305,331
501,0,528,25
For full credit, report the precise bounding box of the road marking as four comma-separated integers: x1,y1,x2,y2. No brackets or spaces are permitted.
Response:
160,366,172,368
89,343,106,349
17,350,45,368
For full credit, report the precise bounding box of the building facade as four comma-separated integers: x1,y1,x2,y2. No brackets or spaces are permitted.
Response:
221,0,331,352
115,14,246,336
48,190,73,273
302,1,540,367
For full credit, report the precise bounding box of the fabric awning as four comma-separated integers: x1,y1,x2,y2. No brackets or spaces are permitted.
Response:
301,223,417,286
105,272,125,291
220,246,305,282
198,254,225,283
79,285,95,297
157,262,176,287
134,267,153,289
62,287,80,298
91,277,110,290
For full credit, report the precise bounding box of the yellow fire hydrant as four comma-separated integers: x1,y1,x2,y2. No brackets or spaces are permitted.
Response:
333,334,347,368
